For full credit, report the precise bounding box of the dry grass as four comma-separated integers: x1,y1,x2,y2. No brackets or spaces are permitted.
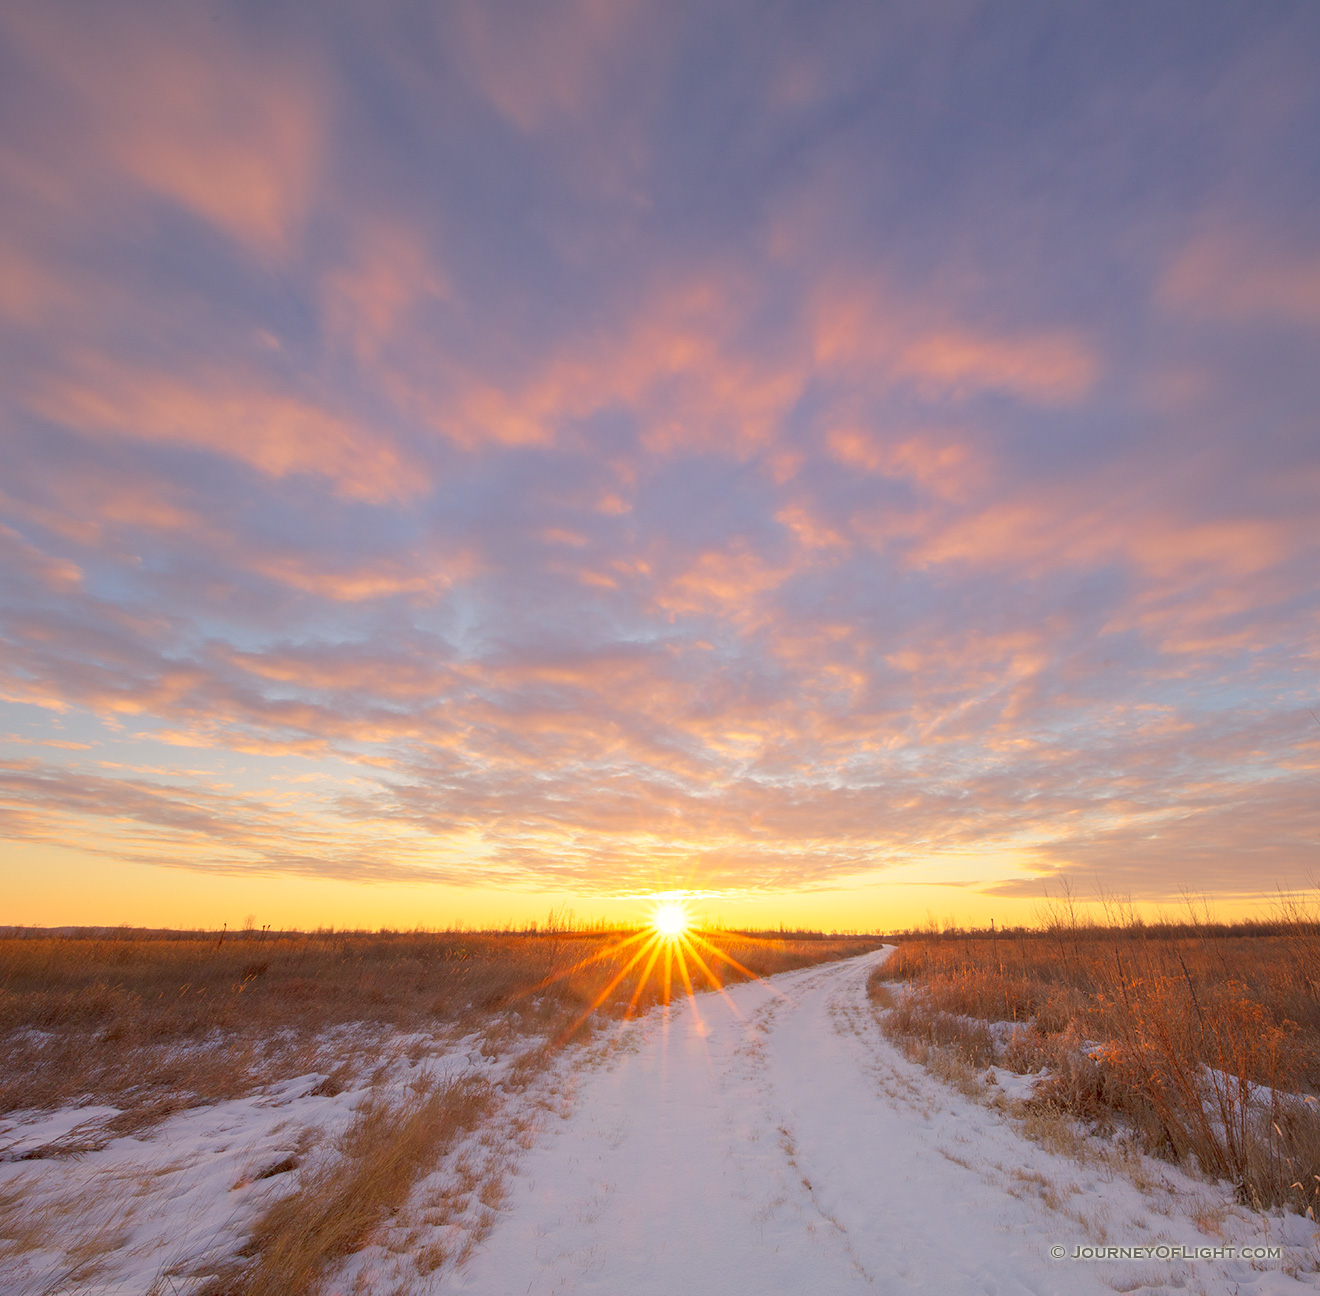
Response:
196,1074,492,1296
0,925,881,1123
870,900,1320,1214
1,1161,152,1291
2,924,880,1293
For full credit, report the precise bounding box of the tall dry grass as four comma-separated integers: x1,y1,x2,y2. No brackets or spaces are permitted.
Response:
0,926,880,1119
197,1074,493,1296
870,904,1320,1215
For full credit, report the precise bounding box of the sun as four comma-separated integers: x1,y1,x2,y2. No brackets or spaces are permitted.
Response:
652,900,690,939
513,893,772,1033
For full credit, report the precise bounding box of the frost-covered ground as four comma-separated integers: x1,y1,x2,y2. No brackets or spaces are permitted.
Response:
3,948,1318,1294
0,1026,529,1295
450,948,1317,1295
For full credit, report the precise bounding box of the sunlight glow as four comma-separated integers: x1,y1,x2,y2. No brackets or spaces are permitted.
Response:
652,901,690,938
505,902,803,1047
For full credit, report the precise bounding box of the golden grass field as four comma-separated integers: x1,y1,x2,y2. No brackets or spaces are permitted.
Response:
870,903,1320,1218
1,924,882,1295
0,925,881,1118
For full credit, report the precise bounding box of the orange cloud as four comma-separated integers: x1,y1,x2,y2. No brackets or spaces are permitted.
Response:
1,461,472,605
908,497,1105,573
775,503,848,551
246,547,479,602
826,429,983,501
654,545,796,619
433,273,805,456
1,4,1315,917
220,647,460,703
909,490,1294,590
895,330,1097,404
810,277,1098,405
362,266,1100,466
29,359,424,504
0,468,201,549
902,481,1316,662
1127,518,1288,581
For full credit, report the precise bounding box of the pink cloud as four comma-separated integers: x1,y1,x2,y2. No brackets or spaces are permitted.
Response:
1160,231,1320,327
245,546,479,603
3,5,324,257
895,330,1098,405
652,544,799,621
0,2,1316,915
0,524,81,592
826,428,985,502
324,260,1100,472
0,238,76,326
1,457,471,605
219,646,460,703
28,359,425,504
436,273,804,457
451,0,641,133
810,278,1100,405
320,220,452,364
774,503,849,551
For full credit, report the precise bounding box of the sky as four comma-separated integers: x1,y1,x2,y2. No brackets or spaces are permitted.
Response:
1,0,1318,932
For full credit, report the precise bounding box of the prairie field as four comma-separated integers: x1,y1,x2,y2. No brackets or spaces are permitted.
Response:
0,924,879,1119
870,906,1320,1218
0,924,881,1295
4,926,1317,1294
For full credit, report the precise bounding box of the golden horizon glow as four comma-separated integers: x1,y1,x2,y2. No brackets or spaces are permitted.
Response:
506,896,798,1042
2,844,1307,935
651,900,690,939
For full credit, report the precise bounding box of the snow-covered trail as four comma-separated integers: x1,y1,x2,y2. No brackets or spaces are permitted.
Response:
446,948,1313,1296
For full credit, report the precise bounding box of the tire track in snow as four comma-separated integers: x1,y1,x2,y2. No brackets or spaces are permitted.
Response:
443,950,1314,1295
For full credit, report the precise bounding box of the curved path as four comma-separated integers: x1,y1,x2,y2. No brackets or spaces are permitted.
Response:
444,949,1305,1295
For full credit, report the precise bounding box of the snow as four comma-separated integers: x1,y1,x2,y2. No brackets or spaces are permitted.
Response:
0,1106,123,1160
1,1074,355,1294
2,948,1316,1294
447,948,1318,1294
0,1030,503,1295
984,1064,1043,1103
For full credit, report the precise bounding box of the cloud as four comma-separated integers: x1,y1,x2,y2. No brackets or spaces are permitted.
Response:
0,755,495,885
427,271,805,455
450,0,642,133
894,330,1098,405
0,1,1317,912
0,524,82,593
1160,232,1320,327
826,430,984,502
27,359,425,504
2,3,324,257
808,278,1100,406
985,771,1320,901
320,220,452,364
